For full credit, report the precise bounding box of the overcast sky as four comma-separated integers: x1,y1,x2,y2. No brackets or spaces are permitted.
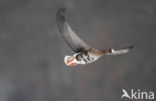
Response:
0,0,156,101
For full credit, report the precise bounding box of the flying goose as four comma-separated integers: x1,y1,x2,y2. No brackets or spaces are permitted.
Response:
56,8,133,66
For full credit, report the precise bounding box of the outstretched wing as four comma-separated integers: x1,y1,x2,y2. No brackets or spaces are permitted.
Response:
101,46,133,55
56,8,90,53
111,46,133,55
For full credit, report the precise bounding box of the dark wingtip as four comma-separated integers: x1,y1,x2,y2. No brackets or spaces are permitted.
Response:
123,45,134,49
57,8,65,15
56,8,66,24
128,45,134,49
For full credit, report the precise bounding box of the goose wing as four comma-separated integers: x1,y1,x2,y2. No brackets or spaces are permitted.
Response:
56,8,90,53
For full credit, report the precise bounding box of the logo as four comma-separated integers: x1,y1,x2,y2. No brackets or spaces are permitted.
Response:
121,89,155,100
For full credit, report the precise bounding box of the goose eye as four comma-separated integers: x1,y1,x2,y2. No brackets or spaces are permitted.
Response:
75,55,80,61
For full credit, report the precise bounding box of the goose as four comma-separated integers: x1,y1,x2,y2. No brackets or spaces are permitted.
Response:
56,8,133,66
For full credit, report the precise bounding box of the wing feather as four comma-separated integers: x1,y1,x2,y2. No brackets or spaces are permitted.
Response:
56,8,90,53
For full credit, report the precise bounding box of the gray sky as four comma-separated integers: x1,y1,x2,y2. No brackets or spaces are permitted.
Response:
0,0,156,101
